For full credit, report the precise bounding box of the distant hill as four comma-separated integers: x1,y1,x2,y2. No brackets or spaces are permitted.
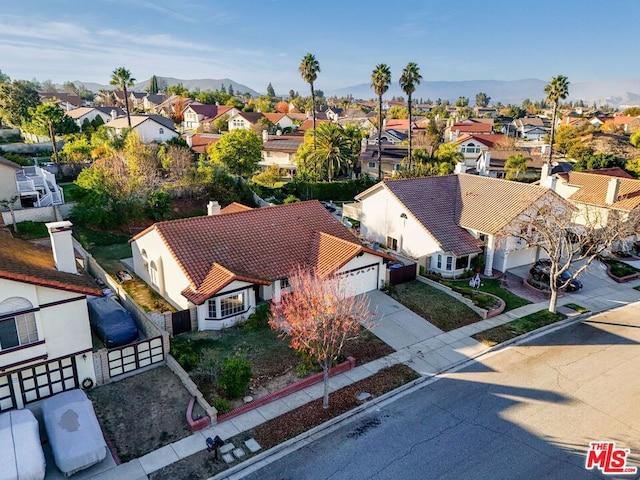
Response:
326,78,640,108
65,77,260,97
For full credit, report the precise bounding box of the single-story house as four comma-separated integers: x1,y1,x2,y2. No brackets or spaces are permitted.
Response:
66,106,125,129
104,114,178,144
347,174,570,278
0,223,102,411
130,201,391,330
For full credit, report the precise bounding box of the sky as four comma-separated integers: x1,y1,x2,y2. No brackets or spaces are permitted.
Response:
1,0,639,95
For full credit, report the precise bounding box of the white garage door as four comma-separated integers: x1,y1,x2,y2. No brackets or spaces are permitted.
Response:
339,263,380,297
504,247,537,271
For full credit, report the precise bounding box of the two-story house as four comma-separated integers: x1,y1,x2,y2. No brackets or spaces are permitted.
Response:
104,114,178,144
0,222,102,411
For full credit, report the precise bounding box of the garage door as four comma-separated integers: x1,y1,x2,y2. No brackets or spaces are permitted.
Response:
0,373,16,412
18,356,78,405
339,263,379,296
504,247,537,271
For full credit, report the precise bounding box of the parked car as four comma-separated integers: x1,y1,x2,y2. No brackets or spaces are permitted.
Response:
87,296,139,348
529,259,583,292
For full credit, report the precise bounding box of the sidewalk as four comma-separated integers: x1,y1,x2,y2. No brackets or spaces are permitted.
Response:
83,275,640,480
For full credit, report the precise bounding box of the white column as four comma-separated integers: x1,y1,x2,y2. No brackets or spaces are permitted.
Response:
484,235,495,276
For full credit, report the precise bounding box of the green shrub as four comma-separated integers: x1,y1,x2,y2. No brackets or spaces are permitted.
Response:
170,338,199,371
211,397,231,414
13,221,48,240
283,194,300,204
219,357,252,398
295,363,309,378
242,303,272,330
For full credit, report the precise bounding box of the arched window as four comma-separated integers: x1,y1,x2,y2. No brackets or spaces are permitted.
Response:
149,261,158,286
159,128,164,134
141,249,149,272
0,297,38,350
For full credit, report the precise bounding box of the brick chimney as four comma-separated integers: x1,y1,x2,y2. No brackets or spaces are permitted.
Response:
606,177,620,204
45,221,77,274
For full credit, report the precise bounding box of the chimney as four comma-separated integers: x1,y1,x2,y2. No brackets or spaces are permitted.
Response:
454,161,467,174
110,109,117,120
45,221,77,274
606,178,620,204
262,129,268,143
484,151,491,167
207,200,221,216
540,162,550,186
185,134,193,148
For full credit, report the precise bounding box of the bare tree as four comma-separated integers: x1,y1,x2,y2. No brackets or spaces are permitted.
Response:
269,266,374,409
501,196,639,313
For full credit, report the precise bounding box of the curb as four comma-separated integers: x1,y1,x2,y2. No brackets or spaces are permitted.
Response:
209,310,593,480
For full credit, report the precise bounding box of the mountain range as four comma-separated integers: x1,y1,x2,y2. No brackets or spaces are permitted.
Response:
69,77,640,108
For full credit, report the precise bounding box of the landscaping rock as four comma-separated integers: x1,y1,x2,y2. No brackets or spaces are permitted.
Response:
357,392,372,401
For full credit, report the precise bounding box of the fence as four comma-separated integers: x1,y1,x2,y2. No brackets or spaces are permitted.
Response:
388,262,417,286
75,239,171,385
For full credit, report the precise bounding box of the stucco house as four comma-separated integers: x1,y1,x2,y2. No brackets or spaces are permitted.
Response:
510,117,549,140
0,156,65,213
260,133,304,176
66,106,124,130
104,114,178,144
346,174,569,278
542,167,640,248
130,201,390,331
0,222,102,411
182,104,238,131
228,111,265,131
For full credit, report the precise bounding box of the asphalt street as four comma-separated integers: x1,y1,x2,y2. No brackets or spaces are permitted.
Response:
241,302,640,480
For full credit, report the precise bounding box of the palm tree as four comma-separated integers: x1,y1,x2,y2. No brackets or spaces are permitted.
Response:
299,54,320,148
544,75,569,164
308,123,351,181
504,153,531,180
399,62,422,170
371,64,392,180
110,67,136,128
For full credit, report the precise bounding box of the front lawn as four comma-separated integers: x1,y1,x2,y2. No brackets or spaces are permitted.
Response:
439,278,531,312
387,280,482,331
170,323,394,409
472,310,566,347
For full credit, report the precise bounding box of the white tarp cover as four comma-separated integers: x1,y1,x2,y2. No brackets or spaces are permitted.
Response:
0,409,46,480
42,390,107,477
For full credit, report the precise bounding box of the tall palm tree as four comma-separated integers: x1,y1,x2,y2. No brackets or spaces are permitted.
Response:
544,75,569,164
308,123,350,181
299,54,320,148
399,62,422,170
110,67,136,128
371,64,392,180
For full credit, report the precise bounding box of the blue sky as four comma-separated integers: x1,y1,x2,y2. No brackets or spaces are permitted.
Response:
1,0,638,94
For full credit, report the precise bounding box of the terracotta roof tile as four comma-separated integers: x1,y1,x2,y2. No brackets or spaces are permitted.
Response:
0,232,102,296
142,201,384,303
220,202,253,214
449,122,493,133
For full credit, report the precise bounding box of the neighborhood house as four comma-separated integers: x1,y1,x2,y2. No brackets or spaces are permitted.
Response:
130,201,390,330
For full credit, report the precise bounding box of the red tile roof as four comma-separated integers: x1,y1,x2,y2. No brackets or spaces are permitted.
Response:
298,118,330,131
220,202,253,214
456,133,506,149
136,201,388,304
0,232,102,296
448,122,493,134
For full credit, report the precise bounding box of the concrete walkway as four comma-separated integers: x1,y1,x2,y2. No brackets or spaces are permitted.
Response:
77,272,640,480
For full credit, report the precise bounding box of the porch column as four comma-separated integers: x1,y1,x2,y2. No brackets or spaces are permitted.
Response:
484,235,495,276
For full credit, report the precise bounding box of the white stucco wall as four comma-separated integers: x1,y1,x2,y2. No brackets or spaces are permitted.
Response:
195,280,256,331
0,279,93,374
131,229,191,311
358,187,441,261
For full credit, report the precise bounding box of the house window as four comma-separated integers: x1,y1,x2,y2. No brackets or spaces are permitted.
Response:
393,164,401,171
141,249,149,272
437,254,442,269
455,255,469,270
281,278,290,289
208,299,217,318
0,297,38,351
386,236,398,251
368,162,376,169
446,256,453,271
232,119,244,128
159,128,164,134
149,261,158,286
220,293,245,317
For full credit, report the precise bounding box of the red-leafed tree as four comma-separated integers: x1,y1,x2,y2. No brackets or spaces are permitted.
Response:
275,100,290,113
270,267,374,408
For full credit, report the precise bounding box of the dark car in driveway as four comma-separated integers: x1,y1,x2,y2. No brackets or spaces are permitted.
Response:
529,259,583,292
